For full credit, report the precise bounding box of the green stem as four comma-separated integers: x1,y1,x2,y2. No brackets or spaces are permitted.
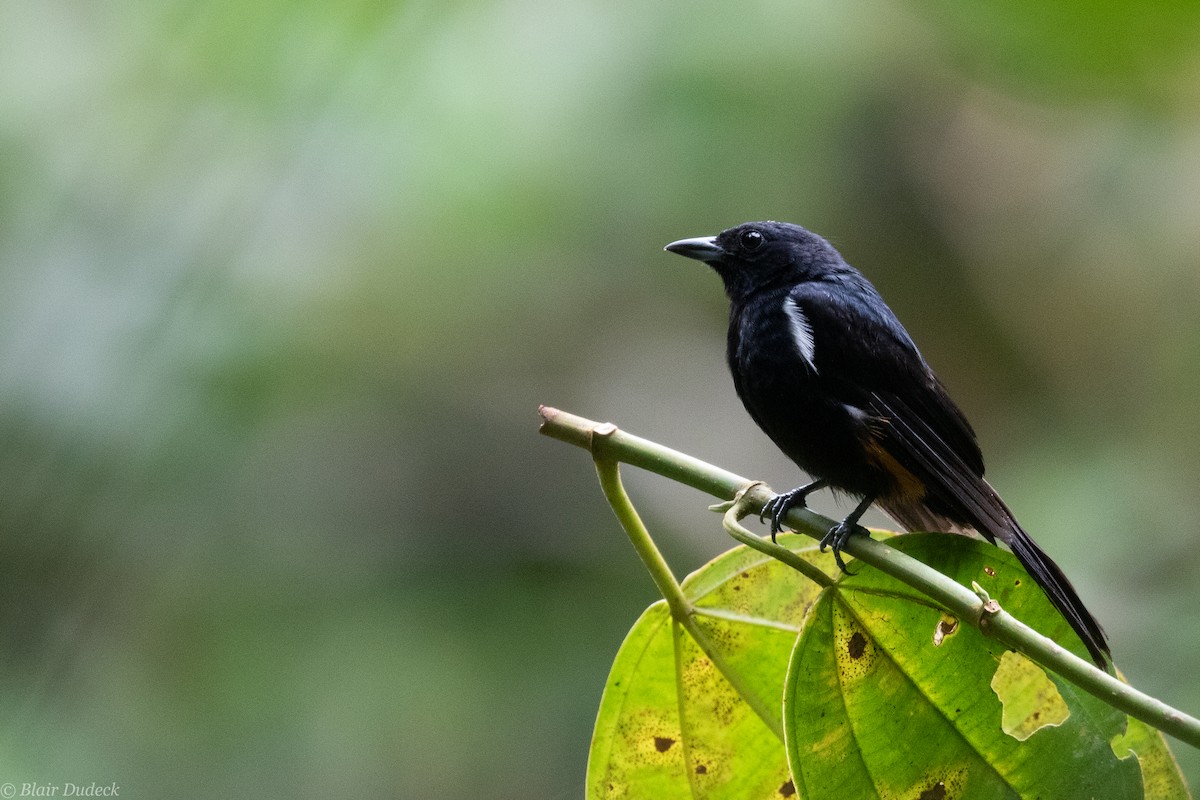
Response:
592,454,785,740
540,405,1200,751
715,486,834,588
592,456,691,622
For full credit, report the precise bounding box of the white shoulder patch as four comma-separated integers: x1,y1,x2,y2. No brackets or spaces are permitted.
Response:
784,296,817,372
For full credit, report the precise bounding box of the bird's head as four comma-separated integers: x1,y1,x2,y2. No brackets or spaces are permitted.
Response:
665,221,845,301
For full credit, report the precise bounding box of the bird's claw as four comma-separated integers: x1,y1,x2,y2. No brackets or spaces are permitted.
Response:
819,521,863,574
758,479,828,543
760,489,806,543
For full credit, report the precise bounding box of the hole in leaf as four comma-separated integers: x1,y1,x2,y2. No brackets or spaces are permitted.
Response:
990,651,1069,740
932,615,959,646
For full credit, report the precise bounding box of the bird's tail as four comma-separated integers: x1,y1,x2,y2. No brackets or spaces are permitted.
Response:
1000,517,1109,669
883,496,1110,670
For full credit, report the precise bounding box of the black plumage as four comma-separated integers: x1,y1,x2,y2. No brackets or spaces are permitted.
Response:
666,221,1109,668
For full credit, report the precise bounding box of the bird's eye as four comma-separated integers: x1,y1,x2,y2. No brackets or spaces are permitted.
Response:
739,229,764,251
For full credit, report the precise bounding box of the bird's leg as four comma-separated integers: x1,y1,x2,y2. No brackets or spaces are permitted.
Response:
820,493,876,574
761,479,828,542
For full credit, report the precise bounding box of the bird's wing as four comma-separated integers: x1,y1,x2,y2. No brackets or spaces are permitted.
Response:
793,280,1109,666
790,279,982,478
865,388,1006,541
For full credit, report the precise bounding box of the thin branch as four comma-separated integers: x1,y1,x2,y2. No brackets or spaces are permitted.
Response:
539,405,1200,750
712,485,834,588
591,454,785,740
592,456,691,622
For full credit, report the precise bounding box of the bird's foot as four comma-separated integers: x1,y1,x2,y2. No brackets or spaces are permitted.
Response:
760,492,801,542
760,479,827,543
819,520,864,575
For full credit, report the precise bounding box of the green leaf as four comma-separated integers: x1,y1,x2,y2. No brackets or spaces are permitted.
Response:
586,534,832,799
783,533,1187,799
587,529,1190,799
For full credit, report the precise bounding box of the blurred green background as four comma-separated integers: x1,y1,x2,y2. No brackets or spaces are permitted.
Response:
1,0,1198,796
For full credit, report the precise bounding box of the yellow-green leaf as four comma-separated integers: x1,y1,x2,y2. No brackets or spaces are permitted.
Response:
586,534,830,799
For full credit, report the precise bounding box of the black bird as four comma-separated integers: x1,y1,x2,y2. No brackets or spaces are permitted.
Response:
666,221,1109,668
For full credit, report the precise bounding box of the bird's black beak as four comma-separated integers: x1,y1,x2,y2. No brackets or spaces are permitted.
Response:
664,236,723,262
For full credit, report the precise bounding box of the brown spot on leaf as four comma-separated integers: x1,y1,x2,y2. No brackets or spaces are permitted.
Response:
653,736,675,752
918,781,947,800
695,764,707,774
779,779,795,797
983,566,996,577
1013,578,1021,586
847,631,867,659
